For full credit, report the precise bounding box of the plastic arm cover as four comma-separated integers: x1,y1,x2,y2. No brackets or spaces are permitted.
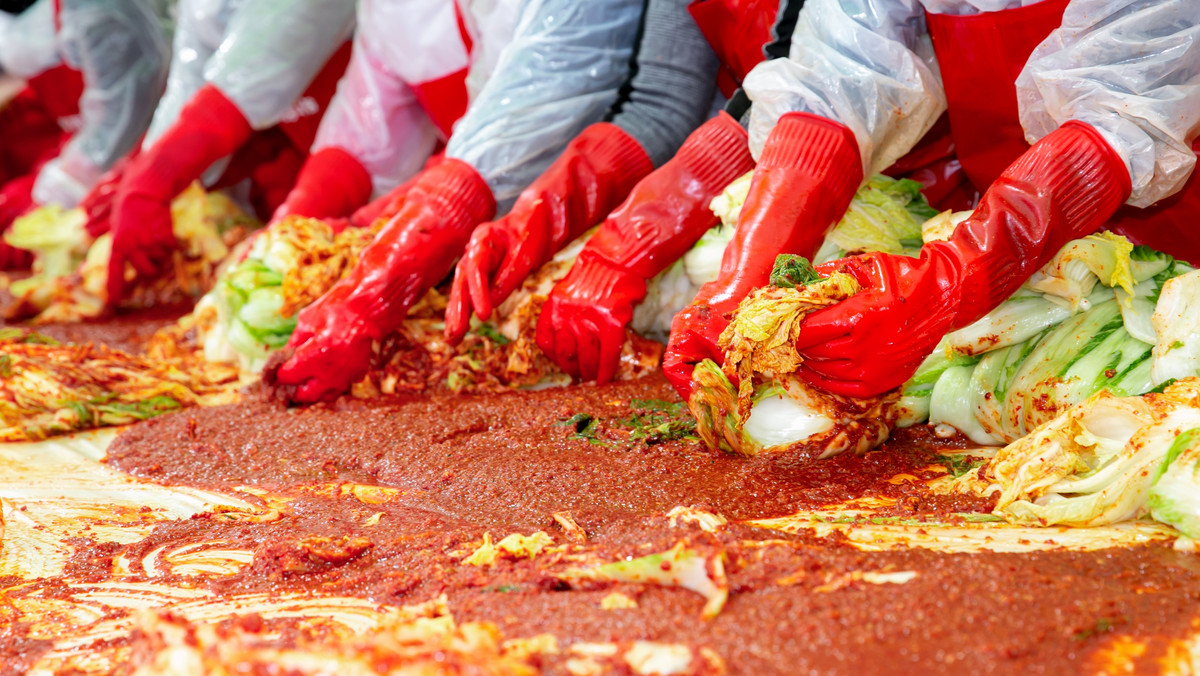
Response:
740,0,946,176
32,0,172,208
0,0,59,78
144,0,355,147
1017,0,1200,208
312,0,470,197
207,0,355,129
444,0,644,213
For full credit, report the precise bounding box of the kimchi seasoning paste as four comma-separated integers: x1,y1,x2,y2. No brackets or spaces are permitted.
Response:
0,373,1185,674
74,376,1200,673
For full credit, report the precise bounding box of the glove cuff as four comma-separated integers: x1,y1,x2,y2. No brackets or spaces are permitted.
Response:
129,85,253,203
1004,120,1131,236
181,85,254,154
576,123,654,193
415,158,496,227
758,112,863,198
277,147,374,221
670,111,756,195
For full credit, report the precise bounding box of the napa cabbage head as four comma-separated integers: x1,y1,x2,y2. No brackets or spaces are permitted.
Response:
956,378,1200,530
1147,427,1200,539
909,236,1192,444
1150,269,1200,387
204,228,307,371
814,175,938,264
688,255,896,459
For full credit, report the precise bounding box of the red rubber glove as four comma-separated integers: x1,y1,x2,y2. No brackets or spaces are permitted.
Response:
445,123,653,344
792,121,1131,398
535,112,755,384
105,85,253,305
77,152,141,239
663,112,864,398
0,174,36,270
267,158,495,402
348,154,447,229
271,147,373,222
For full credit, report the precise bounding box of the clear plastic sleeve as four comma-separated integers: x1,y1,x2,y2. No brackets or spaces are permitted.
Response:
741,0,946,176
1017,0,1200,207
145,0,355,147
32,0,172,207
312,0,475,197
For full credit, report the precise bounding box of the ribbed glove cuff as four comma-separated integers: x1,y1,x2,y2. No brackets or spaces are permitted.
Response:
758,112,863,199
414,158,496,227
1006,120,1131,236
671,112,756,194
577,123,655,194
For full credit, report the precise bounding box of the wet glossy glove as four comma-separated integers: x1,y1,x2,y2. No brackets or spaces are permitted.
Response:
78,152,138,238
271,147,373,222
445,123,653,344
268,158,495,402
663,112,863,398
536,112,755,383
106,85,253,304
793,121,1131,398
0,174,35,270
348,154,447,229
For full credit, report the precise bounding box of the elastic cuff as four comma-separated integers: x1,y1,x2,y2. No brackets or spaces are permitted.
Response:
671,111,756,194
417,158,496,225
758,112,863,198
185,85,254,148
1007,121,1131,234
578,123,654,191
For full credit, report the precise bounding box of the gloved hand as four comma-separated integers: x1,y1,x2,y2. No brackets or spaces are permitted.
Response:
0,174,35,270
791,121,1131,398
105,85,253,305
78,152,138,238
445,123,653,344
271,146,373,222
267,158,495,402
663,112,864,398
535,112,755,383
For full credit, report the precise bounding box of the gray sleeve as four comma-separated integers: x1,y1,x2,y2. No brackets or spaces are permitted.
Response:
606,0,721,168
444,0,644,213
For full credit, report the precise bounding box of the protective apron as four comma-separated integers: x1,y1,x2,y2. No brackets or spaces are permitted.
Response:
927,0,1200,264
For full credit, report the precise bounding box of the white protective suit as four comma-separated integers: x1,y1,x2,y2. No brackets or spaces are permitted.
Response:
4,0,174,208
314,0,646,212
311,0,521,199
743,0,1200,208
143,0,356,149
0,0,59,79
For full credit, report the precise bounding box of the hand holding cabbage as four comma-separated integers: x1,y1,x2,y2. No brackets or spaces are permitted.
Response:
3,183,257,322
